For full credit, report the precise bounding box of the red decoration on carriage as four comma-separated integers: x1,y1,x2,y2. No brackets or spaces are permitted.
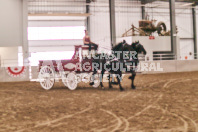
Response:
38,45,100,90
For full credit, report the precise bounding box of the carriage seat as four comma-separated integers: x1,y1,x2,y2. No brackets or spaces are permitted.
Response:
74,45,97,57
80,45,97,57
81,45,96,50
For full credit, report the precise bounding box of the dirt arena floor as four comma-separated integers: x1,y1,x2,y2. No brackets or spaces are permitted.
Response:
0,72,198,132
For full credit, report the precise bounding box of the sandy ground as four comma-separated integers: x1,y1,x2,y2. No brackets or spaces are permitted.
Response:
0,72,198,132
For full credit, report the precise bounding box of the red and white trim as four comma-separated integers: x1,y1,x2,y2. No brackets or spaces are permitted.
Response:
6,66,26,77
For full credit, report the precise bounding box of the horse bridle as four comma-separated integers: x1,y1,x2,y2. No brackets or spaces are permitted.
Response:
135,42,140,48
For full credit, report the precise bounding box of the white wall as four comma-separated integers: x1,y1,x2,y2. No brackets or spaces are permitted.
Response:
115,7,142,37
180,39,194,60
176,9,193,38
0,0,23,47
146,6,198,60
0,0,28,67
140,4,195,58
0,47,19,67
1,0,197,64
90,5,111,52
0,66,29,82
89,1,197,57
138,60,198,74
89,1,142,52
26,1,198,57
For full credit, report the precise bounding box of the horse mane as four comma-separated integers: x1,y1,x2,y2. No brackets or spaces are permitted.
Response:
112,42,123,51
131,41,139,50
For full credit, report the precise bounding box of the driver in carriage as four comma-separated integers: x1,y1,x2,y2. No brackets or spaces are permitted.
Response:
83,30,98,55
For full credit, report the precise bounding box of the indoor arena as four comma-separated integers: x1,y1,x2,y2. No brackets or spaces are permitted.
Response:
0,0,198,132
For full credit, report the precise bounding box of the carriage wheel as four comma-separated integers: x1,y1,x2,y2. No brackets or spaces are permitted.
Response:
157,22,167,36
66,72,78,90
62,73,67,87
92,74,101,88
39,66,55,90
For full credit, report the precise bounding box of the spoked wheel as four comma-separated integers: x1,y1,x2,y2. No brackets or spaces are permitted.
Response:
91,74,101,88
39,66,55,90
66,72,78,90
81,73,90,83
62,73,67,87
157,22,167,36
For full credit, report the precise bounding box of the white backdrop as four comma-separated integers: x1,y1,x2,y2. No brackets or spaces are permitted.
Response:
0,0,23,47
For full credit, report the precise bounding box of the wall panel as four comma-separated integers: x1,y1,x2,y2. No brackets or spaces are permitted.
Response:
0,0,23,47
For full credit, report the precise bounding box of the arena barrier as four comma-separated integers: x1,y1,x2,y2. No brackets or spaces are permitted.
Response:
30,59,198,80
0,66,29,82
139,60,198,74
0,60,198,82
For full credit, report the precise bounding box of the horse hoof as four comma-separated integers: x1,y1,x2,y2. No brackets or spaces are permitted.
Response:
109,86,113,89
111,82,118,85
120,88,124,91
131,86,136,89
90,82,94,85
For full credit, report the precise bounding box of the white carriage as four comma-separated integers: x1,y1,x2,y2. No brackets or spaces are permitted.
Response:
38,45,100,90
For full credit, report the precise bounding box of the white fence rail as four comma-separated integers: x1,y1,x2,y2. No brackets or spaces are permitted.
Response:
139,53,198,61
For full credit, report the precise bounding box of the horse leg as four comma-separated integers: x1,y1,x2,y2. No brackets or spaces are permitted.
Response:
117,72,124,91
108,74,113,88
100,70,105,89
131,72,136,89
90,70,97,86
94,44,98,54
